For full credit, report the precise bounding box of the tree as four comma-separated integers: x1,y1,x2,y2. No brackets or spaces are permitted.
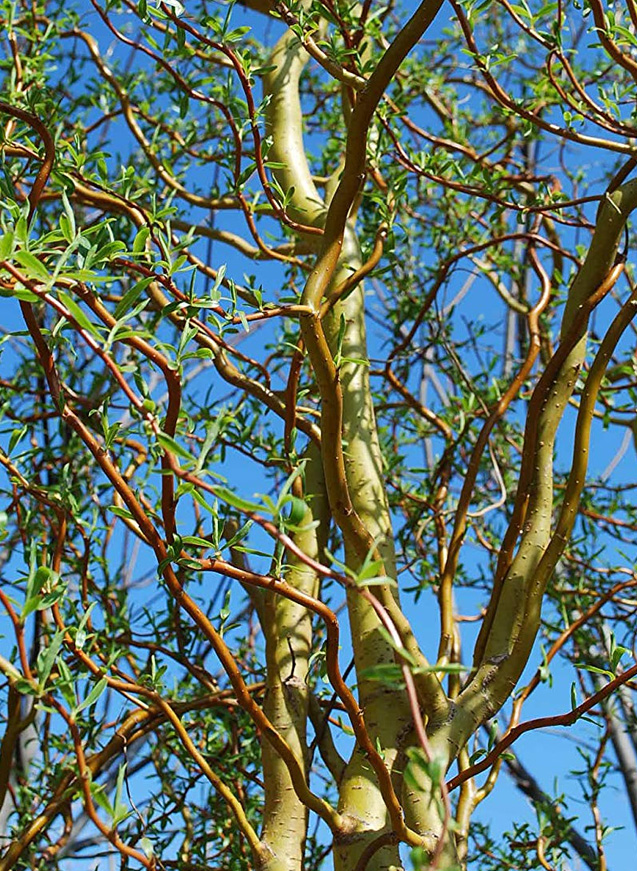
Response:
1,0,637,868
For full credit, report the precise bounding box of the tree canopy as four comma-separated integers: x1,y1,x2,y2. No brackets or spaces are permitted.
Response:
2,0,637,869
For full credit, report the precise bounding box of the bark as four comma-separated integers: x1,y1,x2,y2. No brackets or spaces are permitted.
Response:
259,446,329,870
457,180,637,748
323,268,414,871
261,4,464,867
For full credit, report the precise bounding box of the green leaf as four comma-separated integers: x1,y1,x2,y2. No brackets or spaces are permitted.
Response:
280,495,307,526
181,535,213,549
0,231,14,259
356,559,385,582
177,557,202,570
21,596,41,621
93,240,127,263
359,663,405,684
194,418,220,474
608,631,631,673
212,486,262,514
108,505,135,521
14,677,38,697
74,677,108,715
275,461,308,510
140,837,154,859
112,762,130,824
487,720,498,750
8,425,27,454
0,284,39,302
114,276,154,319
469,748,487,764
333,313,347,366
577,664,614,680
75,602,97,642
56,659,77,708
36,630,65,688
190,489,219,517
59,214,74,244
157,432,192,461
611,645,630,672
133,226,151,255
60,188,76,242
223,519,251,550
160,0,184,15
31,565,62,598
354,573,396,588
414,663,469,675
57,290,99,336
14,214,28,244
91,782,114,817
14,250,49,282
38,587,67,610
376,626,417,665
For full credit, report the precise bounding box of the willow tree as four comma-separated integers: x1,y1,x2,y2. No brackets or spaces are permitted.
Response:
2,0,637,869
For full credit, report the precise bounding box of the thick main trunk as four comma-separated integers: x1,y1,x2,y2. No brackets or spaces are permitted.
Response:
262,11,453,868
325,244,456,870
259,446,329,870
